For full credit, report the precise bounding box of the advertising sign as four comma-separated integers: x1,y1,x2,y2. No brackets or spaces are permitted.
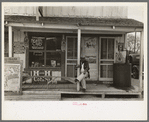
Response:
13,42,25,54
4,64,22,92
30,37,45,50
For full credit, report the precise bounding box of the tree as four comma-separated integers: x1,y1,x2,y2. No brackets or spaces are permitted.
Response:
126,33,140,54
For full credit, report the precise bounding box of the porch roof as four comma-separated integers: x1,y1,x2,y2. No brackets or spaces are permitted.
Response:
5,15,143,28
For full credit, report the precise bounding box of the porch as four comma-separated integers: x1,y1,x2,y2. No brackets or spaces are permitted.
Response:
4,15,144,101
4,78,143,101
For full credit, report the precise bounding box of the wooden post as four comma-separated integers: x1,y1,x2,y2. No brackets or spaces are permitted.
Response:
77,29,81,91
8,26,12,57
124,33,127,49
36,6,39,21
134,31,137,53
77,29,81,76
139,30,144,93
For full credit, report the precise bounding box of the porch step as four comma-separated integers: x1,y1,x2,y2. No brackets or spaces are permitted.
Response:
5,91,61,101
61,91,142,99
22,90,61,95
5,95,61,101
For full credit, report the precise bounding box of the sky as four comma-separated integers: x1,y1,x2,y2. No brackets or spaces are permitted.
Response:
128,6,144,22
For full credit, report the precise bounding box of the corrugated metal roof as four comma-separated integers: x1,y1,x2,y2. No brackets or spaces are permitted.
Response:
5,15,143,28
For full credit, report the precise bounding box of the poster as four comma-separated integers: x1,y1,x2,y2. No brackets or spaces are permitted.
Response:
4,64,21,92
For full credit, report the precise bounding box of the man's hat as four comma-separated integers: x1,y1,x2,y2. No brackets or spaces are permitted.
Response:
81,56,85,59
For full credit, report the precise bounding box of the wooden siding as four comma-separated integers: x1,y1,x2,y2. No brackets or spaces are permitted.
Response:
43,6,128,18
4,6,37,16
4,6,128,18
13,30,26,70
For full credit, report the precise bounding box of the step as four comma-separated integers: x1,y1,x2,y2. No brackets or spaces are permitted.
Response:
5,94,61,101
22,90,61,95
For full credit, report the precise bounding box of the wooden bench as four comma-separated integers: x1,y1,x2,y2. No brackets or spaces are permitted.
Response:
22,75,82,91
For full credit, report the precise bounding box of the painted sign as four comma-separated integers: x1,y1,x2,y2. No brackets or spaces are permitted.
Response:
5,57,20,64
115,51,126,63
84,37,96,49
85,56,96,63
4,64,21,92
118,43,124,51
33,52,43,56
39,70,45,76
31,37,45,50
13,42,25,54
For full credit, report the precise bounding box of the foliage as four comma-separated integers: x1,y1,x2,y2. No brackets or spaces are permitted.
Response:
126,33,140,54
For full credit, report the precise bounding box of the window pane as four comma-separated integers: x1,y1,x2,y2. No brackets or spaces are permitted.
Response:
46,37,61,50
29,52,44,67
29,37,45,50
107,65,113,78
46,52,61,67
100,65,106,78
108,39,114,59
101,38,107,59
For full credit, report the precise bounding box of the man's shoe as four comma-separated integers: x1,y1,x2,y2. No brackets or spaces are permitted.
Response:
75,79,79,83
81,88,86,92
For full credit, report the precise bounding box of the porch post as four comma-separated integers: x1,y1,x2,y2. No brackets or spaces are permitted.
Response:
36,6,39,21
124,33,127,49
8,26,12,57
77,29,81,76
139,30,144,93
77,29,81,91
134,31,137,53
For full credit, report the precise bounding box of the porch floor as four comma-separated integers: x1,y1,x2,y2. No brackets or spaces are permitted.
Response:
22,82,139,92
5,81,143,101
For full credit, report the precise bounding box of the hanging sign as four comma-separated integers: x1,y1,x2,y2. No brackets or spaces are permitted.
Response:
61,40,66,51
24,36,29,48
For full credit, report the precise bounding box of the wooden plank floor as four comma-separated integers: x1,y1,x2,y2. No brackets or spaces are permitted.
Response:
4,83,142,101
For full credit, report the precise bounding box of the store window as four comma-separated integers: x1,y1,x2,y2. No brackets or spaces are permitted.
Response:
29,35,61,68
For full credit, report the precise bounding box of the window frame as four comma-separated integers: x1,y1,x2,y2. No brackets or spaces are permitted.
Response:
27,34,62,69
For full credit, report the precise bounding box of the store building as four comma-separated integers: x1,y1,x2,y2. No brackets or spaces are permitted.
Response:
4,6,144,86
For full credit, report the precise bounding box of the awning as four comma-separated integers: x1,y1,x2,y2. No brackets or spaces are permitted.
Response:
5,15,143,27
4,15,143,33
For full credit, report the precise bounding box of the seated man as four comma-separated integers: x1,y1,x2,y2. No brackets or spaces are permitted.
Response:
75,56,90,92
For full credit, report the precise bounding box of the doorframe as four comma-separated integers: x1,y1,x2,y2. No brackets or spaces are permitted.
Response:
99,37,116,81
65,36,77,77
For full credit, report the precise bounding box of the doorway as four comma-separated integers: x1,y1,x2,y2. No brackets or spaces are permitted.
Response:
99,37,115,81
65,36,77,78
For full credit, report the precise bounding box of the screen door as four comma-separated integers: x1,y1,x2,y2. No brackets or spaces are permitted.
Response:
99,37,115,81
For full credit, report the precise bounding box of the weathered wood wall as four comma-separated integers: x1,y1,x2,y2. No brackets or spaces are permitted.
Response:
13,30,26,70
4,6,37,16
4,6,128,18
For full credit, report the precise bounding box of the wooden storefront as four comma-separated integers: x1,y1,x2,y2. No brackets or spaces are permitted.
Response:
4,6,144,92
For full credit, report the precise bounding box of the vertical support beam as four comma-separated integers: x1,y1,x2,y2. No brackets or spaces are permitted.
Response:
77,29,81,77
8,26,12,57
77,29,81,91
139,30,144,93
36,6,39,21
134,31,137,53
124,33,127,49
